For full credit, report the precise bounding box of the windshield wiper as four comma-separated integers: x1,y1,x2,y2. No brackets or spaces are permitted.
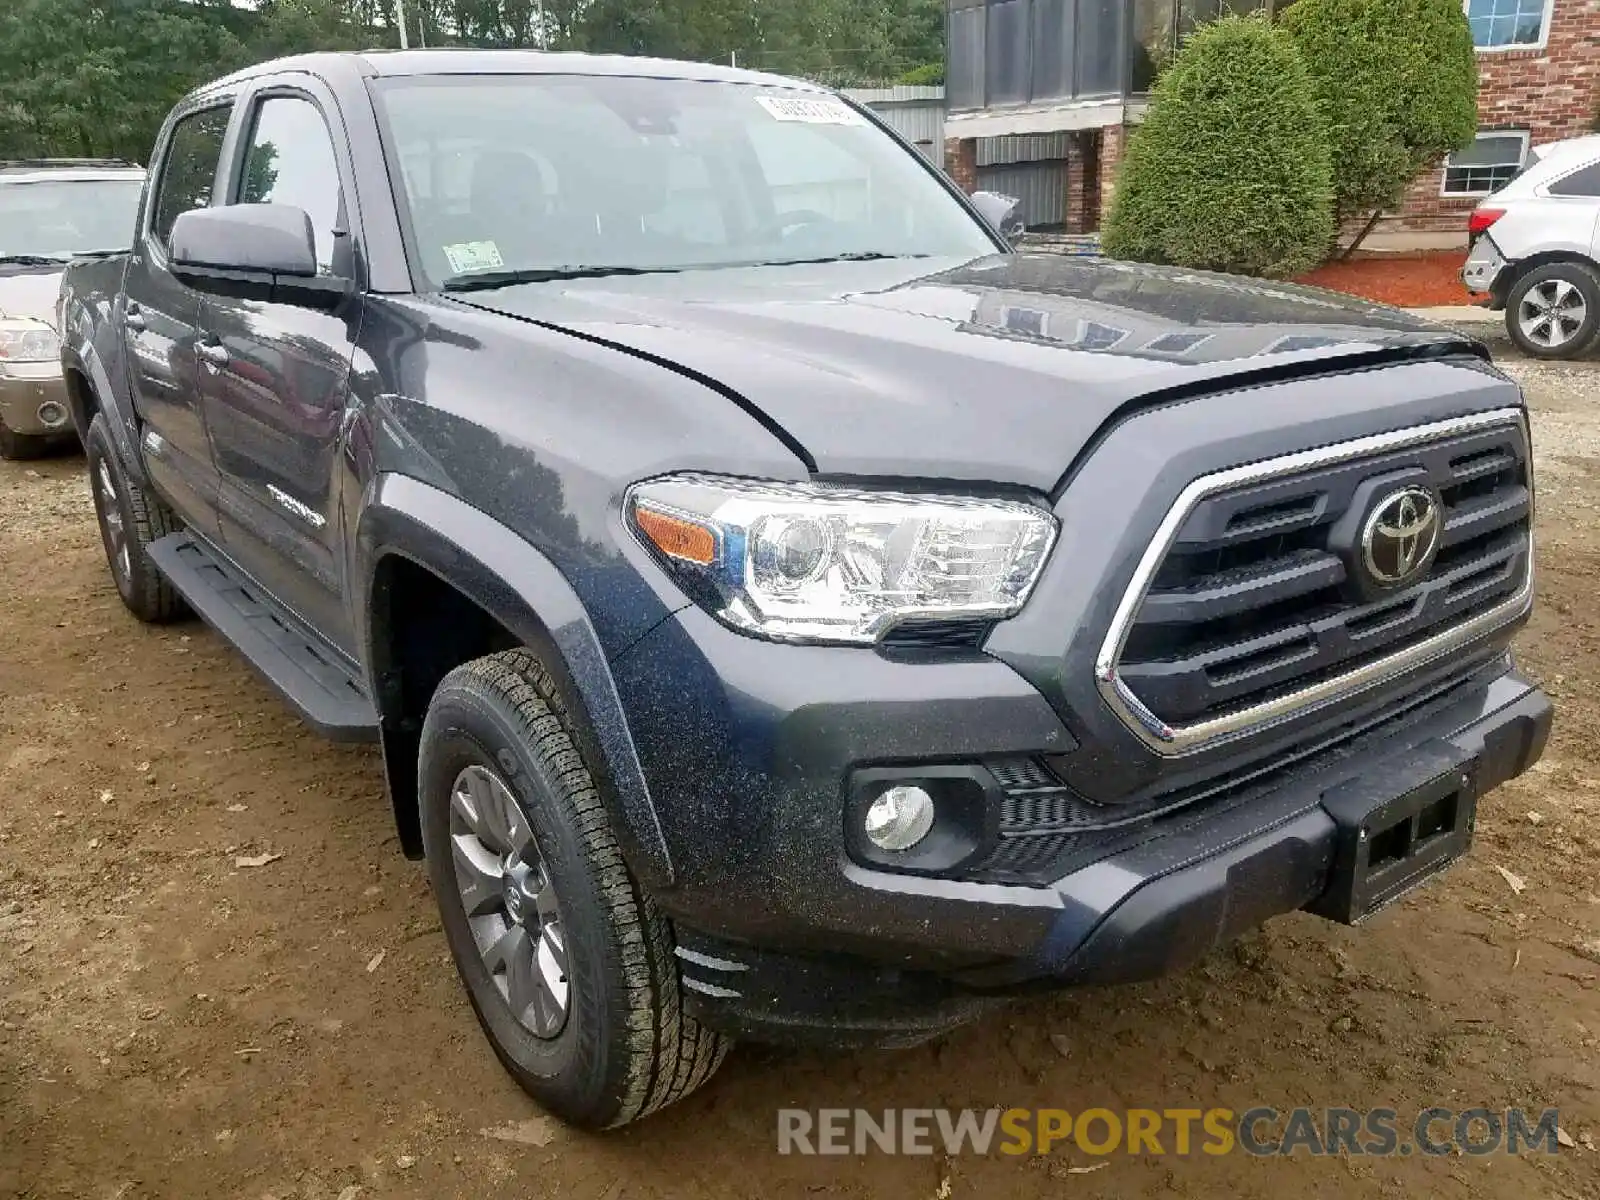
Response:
441,265,683,292
0,254,71,266
757,252,932,267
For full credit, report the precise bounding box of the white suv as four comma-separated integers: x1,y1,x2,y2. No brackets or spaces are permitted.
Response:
1462,133,1600,359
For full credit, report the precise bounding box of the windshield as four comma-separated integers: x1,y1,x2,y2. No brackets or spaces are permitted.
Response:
0,177,145,259
370,74,996,287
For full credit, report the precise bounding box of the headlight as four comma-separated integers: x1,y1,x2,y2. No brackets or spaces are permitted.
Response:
626,474,1058,644
0,319,60,363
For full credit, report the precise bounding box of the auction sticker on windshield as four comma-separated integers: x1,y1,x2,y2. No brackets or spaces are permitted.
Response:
443,240,506,275
756,95,867,126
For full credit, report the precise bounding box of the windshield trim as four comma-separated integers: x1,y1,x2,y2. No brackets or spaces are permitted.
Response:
366,72,1004,295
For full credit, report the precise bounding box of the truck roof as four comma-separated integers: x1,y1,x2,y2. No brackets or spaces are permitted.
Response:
200,48,822,95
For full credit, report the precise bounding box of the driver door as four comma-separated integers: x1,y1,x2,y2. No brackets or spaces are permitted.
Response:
195,81,364,654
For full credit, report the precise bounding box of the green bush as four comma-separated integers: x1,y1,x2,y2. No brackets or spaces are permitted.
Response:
1282,0,1478,221
1102,16,1334,279
897,62,945,86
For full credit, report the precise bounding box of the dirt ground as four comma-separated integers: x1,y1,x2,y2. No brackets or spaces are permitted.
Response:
1297,251,1474,308
3,339,1599,1199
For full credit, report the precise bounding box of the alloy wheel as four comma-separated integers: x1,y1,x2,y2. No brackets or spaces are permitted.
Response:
1517,277,1587,350
449,764,570,1039
94,458,130,587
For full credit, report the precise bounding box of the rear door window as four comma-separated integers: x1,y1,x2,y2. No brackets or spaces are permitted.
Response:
1548,161,1600,197
150,105,233,253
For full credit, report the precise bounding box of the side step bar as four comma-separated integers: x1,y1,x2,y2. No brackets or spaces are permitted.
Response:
147,533,379,742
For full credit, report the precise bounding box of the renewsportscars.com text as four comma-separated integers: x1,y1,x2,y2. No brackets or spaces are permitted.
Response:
777,1106,1565,1158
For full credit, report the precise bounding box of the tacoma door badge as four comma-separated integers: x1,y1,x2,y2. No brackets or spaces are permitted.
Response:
267,484,327,530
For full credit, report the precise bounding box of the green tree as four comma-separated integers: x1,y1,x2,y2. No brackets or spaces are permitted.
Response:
250,0,370,58
897,62,944,86
0,0,249,163
0,0,954,161
1102,15,1334,279
1282,0,1477,254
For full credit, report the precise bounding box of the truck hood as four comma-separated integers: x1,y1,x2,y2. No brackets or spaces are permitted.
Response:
452,253,1482,492
0,263,65,325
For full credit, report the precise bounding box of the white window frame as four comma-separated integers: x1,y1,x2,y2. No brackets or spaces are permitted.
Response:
1261,332,1342,355
1463,0,1556,54
1440,129,1531,198
1143,331,1214,355
1071,319,1130,352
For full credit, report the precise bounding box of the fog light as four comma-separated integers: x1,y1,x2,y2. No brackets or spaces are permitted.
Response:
37,401,67,428
863,785,935,851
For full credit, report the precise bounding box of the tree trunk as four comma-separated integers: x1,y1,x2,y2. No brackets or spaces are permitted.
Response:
1341,208,1385,260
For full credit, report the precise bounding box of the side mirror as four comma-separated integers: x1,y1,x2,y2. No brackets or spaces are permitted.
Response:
169,204,348,307
971,190,1027,247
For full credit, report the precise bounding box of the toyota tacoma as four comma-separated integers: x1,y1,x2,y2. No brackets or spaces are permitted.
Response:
58,50,1551,1130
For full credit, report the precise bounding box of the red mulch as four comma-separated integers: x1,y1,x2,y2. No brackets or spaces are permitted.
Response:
1295,250,1473,307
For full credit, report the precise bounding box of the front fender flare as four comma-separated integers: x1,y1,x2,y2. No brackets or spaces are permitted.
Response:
61,338,146,484
357,473,673,889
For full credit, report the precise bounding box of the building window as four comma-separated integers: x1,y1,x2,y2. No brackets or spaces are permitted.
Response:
1073,320,1128,351
1002,306,1050,337
1465,0,1554,50
1144,331,1212,354
1263,334,1341,355
1442,130,1529,196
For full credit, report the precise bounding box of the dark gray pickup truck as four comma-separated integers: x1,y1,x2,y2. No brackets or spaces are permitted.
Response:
58,49,1550,1129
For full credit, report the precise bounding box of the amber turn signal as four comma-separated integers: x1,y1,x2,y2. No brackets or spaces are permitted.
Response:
634,505,718,565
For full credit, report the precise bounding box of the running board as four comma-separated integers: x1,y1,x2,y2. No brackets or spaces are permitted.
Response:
148,533,379,742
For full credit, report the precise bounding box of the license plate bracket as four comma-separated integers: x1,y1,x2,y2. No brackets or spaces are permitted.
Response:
1309,746,1479,925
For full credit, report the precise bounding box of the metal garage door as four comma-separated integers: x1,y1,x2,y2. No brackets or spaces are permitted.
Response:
976,159,1068,230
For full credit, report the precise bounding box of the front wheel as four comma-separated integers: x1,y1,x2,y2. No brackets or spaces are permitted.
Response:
85,414,187,623
419,649,730,1129
1505,261,1600,359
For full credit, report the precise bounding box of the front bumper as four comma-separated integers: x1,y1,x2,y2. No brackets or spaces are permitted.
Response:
0,362,72,437
606,366,1539,1047
635,647,1548,1046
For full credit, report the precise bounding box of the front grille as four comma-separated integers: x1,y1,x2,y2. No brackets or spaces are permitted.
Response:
974,755,1179,882
1108,416,1531,740
969,654,1504,883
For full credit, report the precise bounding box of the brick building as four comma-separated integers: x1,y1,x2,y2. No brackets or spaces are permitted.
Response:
1393,0,1600,242
943,0,1600,245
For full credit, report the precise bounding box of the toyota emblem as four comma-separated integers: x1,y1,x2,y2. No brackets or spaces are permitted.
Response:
1361,486,1442,588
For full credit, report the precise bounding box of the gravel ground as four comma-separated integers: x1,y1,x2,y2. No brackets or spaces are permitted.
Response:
2,344,1598,1199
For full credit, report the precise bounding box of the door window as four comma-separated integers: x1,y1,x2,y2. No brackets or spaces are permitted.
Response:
1548,161,1600,198
238,96,345,273
150,106,233,252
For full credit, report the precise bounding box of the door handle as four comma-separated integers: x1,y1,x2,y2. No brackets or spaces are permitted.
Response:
197,341,230,370
124,304,146,333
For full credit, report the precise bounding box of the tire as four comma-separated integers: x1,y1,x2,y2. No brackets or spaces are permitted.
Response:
1504,261,1600,359
0,417,51,461
419,649,730,1129
85,413,187,623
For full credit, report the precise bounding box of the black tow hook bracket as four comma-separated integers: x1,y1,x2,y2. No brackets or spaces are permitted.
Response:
1308,741,1479,925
